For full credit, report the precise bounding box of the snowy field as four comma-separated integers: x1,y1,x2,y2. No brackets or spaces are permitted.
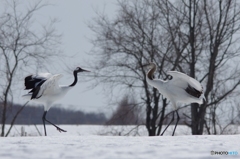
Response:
0,125,239,159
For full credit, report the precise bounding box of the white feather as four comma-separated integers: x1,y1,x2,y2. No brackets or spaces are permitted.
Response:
167,71,203,92
37,74,63,99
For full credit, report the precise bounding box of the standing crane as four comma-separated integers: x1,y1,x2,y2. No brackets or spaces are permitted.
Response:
146,62,205,136
23,67,90,136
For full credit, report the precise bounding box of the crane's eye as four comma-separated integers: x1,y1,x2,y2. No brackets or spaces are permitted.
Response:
75,67,80,71
167,75,173,80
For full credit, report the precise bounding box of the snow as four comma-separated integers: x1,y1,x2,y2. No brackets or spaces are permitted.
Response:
0,125,239,159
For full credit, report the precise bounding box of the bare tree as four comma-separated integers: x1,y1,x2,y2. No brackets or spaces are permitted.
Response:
0,0,61,137
155,0,240,134
187,0,240,134
88,0,182,136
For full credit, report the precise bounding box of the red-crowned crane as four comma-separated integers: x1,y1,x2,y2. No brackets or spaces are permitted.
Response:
23,67,90,136
146,62,205,136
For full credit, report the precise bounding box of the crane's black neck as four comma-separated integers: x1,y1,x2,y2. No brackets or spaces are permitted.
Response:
69,71,78,87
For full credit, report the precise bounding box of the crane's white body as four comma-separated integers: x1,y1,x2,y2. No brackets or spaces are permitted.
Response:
22,74,73,111
146,63,205,136
146,70,205,110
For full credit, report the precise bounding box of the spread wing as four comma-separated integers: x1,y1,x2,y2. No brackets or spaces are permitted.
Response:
24,73,52,95
36,74,63,98
167,71,203,98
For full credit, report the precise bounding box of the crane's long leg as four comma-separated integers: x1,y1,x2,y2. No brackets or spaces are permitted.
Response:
42,111,47,136
42,111,67,136
161,111,175,136
172,110,180,136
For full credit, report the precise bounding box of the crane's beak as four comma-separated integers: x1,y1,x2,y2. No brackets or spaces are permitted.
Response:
82,69,91,72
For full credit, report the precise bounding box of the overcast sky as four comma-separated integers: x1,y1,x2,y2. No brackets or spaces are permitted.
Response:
12,0,118,115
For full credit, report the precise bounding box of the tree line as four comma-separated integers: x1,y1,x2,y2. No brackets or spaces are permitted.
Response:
3,102,107,125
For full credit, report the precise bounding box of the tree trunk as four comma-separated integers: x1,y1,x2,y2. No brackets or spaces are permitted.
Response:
1,101,7,137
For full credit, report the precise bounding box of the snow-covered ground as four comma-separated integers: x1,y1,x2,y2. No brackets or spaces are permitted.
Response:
0,125,239,159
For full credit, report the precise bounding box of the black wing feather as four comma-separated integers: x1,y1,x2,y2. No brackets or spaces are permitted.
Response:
24,75,47,99
185,84,202,98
